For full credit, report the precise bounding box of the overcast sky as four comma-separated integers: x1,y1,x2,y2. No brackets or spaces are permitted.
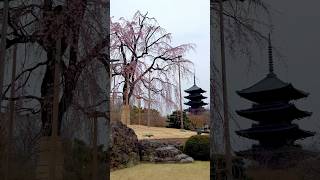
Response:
111,0,210,112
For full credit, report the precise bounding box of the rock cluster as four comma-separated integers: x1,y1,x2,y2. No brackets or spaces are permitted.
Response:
154,146,194,163
139,140,193,163
110,122,194,169
110,121,140,170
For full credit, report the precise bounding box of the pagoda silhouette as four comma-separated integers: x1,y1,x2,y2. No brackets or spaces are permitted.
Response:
184,75,207,114
235,34,315,166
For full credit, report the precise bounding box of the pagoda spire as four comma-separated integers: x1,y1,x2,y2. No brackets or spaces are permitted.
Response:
193,67,196,85
268,33,274,74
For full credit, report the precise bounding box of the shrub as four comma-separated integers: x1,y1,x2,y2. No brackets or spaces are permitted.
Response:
166,110,190,130
184,135,210,160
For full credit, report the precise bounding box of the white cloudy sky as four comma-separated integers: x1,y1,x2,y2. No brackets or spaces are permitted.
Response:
111,0,210,113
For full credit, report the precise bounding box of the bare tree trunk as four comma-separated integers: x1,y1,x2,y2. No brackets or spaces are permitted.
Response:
210,2,217,179
147,71,151,127
218,0,233,179
4,44,17,180
39,0,87,136
121,78,130,125
126,86,130,125
138,98,141,126
92,116,98,180
0,2,9,173
111,61,115,108
49,37,61,180
91,1,101,174
0,0,9,114
178,58,184,129
105,1,111,179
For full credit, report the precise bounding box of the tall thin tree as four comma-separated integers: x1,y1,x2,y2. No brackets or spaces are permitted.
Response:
218,0,233,179
4,43,17,180
178,56,184,129
0,0,9,114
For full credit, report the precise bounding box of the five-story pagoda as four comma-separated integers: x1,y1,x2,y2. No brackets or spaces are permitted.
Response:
184,75,208,114
236,35,315,154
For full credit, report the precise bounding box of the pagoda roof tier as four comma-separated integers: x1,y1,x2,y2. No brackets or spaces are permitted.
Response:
236,102,312,121
237,73,308,103
184,94,207,100
236,124,315,141
186,107,206,113
184,101,208,106
185,84,206,93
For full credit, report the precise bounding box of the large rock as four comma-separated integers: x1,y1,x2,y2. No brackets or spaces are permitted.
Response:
156,146,180,157
154,146,194,163
139,140,181,161
110,121,140,170
139,140,193,163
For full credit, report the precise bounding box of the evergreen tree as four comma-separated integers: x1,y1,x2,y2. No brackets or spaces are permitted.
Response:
166,110,190,130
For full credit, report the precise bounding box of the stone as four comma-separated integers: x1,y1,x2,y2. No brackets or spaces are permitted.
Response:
155,146,180,158
110,121,140,170
138,140,167,162
174,153,189,161
180,157,194,163
138,139,184,162
138,140,193,163
154,145,193,163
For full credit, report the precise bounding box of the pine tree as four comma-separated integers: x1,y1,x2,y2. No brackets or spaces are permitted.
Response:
166,110,190,130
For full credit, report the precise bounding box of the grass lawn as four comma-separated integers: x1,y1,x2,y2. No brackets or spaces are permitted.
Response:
111,161,210,180
128,125,198,140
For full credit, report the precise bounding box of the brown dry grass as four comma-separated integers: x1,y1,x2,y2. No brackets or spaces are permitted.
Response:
110,161,210,180
128,125,198,140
